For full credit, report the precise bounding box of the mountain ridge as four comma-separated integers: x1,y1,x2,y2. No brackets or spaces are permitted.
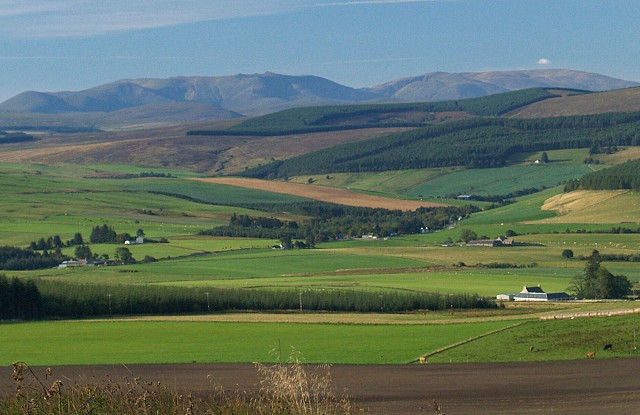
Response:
0,69,637,128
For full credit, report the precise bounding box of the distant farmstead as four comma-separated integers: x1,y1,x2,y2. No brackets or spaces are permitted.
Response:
467,236,512,247
59,259,110,268
497,285,574,302
125,235,145,245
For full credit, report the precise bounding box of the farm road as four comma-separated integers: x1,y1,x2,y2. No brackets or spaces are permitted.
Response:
1,358,639,414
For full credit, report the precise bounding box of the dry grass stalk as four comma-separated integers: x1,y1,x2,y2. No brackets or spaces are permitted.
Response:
2,361,355,415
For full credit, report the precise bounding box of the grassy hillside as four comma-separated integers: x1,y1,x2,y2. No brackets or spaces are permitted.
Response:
509,87,640,118
537,190,640,224
0,163,310,246
285,149,594,202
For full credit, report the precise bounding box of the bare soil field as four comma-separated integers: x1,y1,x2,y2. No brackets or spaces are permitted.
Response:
194,177,446,210
2,359,638,414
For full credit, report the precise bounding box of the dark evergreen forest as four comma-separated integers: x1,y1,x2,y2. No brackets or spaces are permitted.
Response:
241,112,640,179
565,159,640,191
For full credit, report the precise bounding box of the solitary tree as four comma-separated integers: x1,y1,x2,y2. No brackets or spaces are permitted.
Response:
568,250,632,299
460,229,478,243
114,247,135,264
279,234,293,250
561,249,574,259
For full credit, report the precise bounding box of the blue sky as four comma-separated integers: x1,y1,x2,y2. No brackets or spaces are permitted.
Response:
0,0,638,101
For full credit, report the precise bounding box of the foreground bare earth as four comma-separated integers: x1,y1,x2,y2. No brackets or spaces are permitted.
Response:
2,359,638,414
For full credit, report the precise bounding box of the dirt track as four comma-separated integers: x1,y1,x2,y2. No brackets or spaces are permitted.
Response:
193,177,446,210
2,359,638,414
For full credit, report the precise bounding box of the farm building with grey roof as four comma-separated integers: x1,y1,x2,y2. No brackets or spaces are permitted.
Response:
497,285,574,302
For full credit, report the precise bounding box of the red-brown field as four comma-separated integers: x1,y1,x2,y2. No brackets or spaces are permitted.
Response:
194,177,447,210
2,359,638,414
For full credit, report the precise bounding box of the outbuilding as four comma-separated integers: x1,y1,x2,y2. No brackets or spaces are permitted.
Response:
497,285,574,302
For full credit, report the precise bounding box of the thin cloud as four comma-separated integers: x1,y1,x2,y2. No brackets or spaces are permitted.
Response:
0,1,295,38
0,0,449,39
537,58,552,65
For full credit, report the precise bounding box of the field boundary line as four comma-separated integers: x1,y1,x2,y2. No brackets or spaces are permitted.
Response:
540,307,640,321
411,321,528,363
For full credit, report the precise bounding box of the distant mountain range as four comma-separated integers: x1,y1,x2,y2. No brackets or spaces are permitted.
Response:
0,69,637,127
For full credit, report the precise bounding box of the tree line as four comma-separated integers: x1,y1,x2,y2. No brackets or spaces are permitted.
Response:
29,233,84,250
0,246,66,271
564,159,640,191
0,275,42,320
5,279,495,319
0,131,35,144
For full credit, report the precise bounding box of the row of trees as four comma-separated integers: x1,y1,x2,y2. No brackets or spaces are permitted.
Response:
29,233,84,250
90,224,144,244
0,246,67,271
30,280,496,318
29,225,149,252
0,276,498,320
73,245,136,264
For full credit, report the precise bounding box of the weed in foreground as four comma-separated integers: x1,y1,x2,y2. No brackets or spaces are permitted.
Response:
254,350,353,415
2,361,355,415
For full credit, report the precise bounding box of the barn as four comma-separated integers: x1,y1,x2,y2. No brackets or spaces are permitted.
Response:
497,285,574,302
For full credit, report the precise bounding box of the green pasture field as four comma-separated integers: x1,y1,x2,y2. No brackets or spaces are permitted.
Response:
506,148,591,165
15,232,640,294
20,249,429,286
0,320,515,366
405,164,592,198
289,155,592,203
291,168,458,196
57,237,280,262
517,233,640,251
429,313,640,363
2,160,640,308
0,163,311,246
160,267,576,297
463,187,561,224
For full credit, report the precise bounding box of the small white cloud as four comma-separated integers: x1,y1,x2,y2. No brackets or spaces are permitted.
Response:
537,58,551,65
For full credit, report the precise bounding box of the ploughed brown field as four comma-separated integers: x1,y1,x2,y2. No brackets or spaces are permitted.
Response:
2,359,638,414
194,177,447,210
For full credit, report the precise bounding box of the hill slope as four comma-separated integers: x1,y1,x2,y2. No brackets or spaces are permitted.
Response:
240,112,640,178
509,87,640,118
